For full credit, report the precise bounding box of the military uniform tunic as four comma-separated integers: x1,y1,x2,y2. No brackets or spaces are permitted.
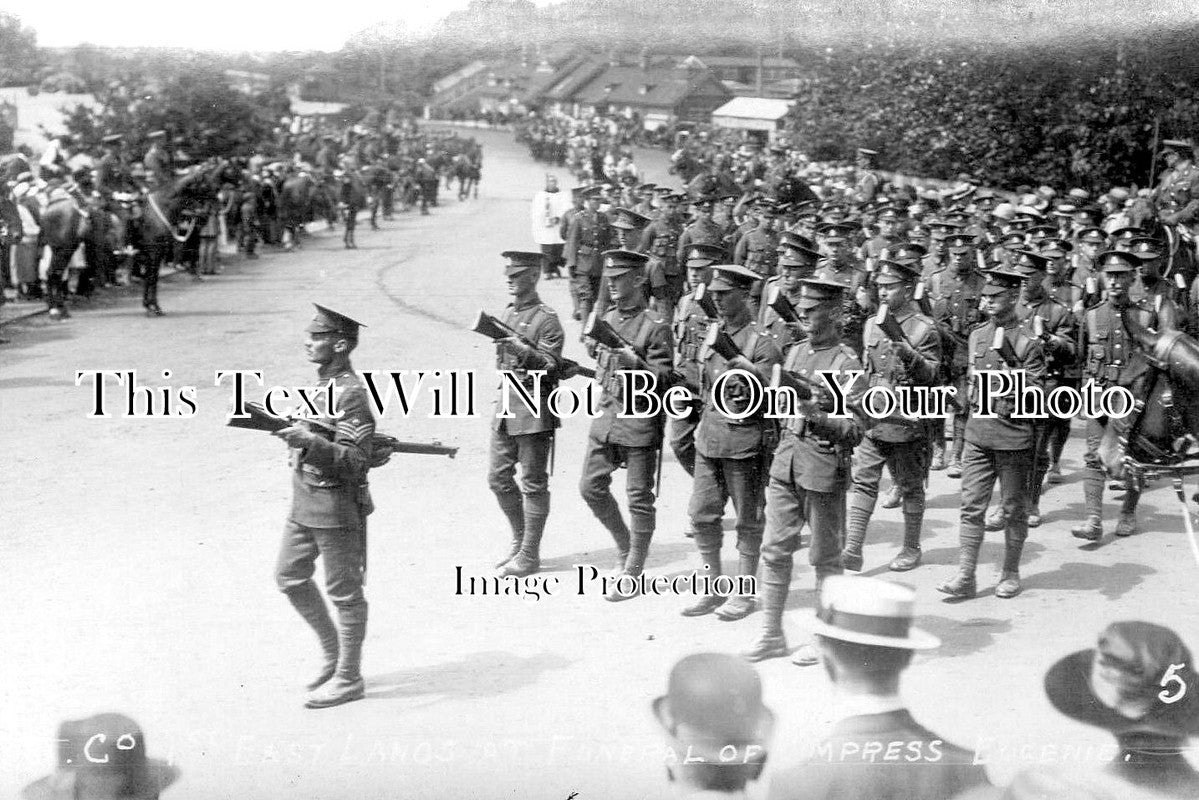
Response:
488,295,565,505
276,368,375,622
760,341,865,575
689,318,782,550
668,288,714,476
639,215,685,311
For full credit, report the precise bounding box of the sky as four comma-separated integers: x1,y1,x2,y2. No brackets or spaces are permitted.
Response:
6,0,558,52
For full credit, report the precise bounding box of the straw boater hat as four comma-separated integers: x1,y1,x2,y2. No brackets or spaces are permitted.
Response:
805,576,940,650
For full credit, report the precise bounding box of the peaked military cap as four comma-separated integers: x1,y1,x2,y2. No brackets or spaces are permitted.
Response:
796,278,848,308
1108,226,1144,242
884,242,928,262
570,186,587,198
946,233,978,253
1013,250,1051,272
778,231,818,252
501,250,544,276
581,186,605,199
875,206,905,221
709,264,761,291
906,224,931,239
874,259,922,284
306,303,365,337
1038,237,1074,255
637,182,657,193
778,244,822,268
693,195,716,209
661,192,686,203
1025,224,1058,239
1075,227,1108,244
601,249,649,277
815,222,855,242
980,267,1026,294
1096,250,1140,272
611,207,650,230
1128,237,1162,258
685,244,726,267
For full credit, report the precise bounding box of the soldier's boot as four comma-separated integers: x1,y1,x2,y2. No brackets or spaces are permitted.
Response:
1026,452,1049,529
605,530,650,602
740,563,791,662
840,504,871,573
929,441,947,471
681,534,725,617
284,582,340,691
493,492,525,569
145,282,163,317
594,505,631,572
715,550,760,621
889,499,924,572
984,505,1006,531
305,614,366,709
936,527,980,599
1046,460,1063,485
1071,472,1105,541
791,567,839,667
995,537,1025,599
1115,487,1140,537
499,498,547,577
946,455,962,479
880,485,902,509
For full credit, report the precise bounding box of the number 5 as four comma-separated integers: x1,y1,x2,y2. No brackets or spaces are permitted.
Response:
1159,663,1188,704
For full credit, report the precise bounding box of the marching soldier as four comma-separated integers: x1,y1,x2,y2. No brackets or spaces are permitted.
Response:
676,197,726,266
733,199,781,313
840,259,942,573
1128,236,1186,332
274,305,375,709
599,207,651,314
670,244,726,479
852,148,881,205
579,250,674,601
488,252,566,578
1072,251,1164,542
937,268,1046,600
565,186,612,324
1014,251,1077,526
758,234,821,350
742,278,866,664
929,232,986,478
682,264,782,620
640,191,686,312
815,222,869,355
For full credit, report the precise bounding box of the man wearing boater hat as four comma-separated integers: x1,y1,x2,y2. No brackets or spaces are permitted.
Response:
274,304,375,708
937,268,1045,601
579,250,674,601
840,259,941,574
653,653,775,798
767,577,989,800
742,278,866,664
682,264,781,621
489,252,565,578
22,713,180,799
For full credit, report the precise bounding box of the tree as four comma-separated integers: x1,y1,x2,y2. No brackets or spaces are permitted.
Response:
0,13,41,86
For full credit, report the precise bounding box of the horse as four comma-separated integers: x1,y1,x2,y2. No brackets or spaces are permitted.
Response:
452,153,480,201
132,168,218,314
38,183,90,317
279,172,314,249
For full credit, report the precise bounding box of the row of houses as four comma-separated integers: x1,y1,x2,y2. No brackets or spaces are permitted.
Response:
426,50,804,141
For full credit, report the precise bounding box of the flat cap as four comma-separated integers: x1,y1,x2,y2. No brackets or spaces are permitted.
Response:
601,248,649,277
306,303,365,337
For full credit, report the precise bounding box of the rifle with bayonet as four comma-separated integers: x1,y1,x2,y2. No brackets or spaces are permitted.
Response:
227,402,458,467
471,310,596,380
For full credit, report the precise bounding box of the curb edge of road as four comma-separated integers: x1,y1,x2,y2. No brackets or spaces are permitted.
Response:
0,305,49,327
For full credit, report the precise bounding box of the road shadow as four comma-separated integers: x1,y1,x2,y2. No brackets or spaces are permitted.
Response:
1023,560,1156,601
367,650,573,701
539,542,695,574
917,614,1014,658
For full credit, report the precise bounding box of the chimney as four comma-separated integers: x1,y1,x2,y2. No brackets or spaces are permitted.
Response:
638,47,650,71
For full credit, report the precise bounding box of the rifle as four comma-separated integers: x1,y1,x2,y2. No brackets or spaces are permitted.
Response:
769,364,917,424
874,302,912,347
991,326,1021,368
692,282,718,319
227,402,458,466
765,283,799,323
471,310,596,380
913,281,934,317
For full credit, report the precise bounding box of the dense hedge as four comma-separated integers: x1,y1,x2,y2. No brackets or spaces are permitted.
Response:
785,29,1199,192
